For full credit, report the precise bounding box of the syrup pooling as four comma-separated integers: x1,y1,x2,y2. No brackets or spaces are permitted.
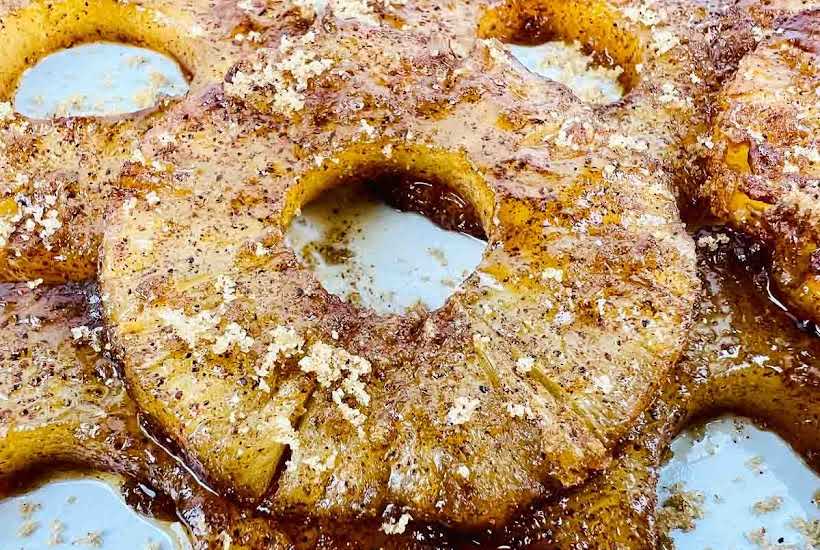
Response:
0,0,816,546
372,175,486,241
9,0,705,530
3,224,816,550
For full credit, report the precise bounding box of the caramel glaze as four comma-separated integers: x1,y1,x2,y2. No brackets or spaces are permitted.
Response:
471,224,820,549
0,0,792,532
282,223,820,549
97,8,702,524
0,281,290,548
369,175,487,241
1,221,817,550
2,1,741,522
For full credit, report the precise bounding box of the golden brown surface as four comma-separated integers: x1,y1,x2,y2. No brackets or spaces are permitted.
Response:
478,226,820,548
705,8,820,321
0,0,310,282
94,0,721,526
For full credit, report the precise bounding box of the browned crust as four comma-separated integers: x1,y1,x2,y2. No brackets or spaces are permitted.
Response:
704,8,820,321
2,227,818,549
0,282,293,550
781,7,820,53
95,0,709,528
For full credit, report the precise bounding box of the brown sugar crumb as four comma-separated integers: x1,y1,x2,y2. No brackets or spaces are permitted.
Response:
656,483,705,536
752,495,783,515
72,530,103,547
745,455,766,474
17,520,39,538
225,33,334,115
791,517,820,547
746,527,799,549
49,520,65,546
19,499,41,519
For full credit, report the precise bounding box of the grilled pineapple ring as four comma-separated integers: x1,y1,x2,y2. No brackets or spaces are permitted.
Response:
491,229,820,549
96,3,705,527
704,9,820,321
0,0,707,530
0,0,310,282
0,0,814,542
0,283,294,550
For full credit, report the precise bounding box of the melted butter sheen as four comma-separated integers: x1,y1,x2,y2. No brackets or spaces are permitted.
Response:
0,24,817,550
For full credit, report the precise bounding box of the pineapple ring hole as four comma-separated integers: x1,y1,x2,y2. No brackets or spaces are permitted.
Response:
14,42,189,119
477,0,641,104
284,148,493,315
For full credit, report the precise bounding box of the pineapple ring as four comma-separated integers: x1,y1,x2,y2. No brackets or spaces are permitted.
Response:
98,5,703,528
704,9,820,321
484,228,820,548
0,0,310,282
0,0,713,530
0,282,295,549
0,0,812,540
